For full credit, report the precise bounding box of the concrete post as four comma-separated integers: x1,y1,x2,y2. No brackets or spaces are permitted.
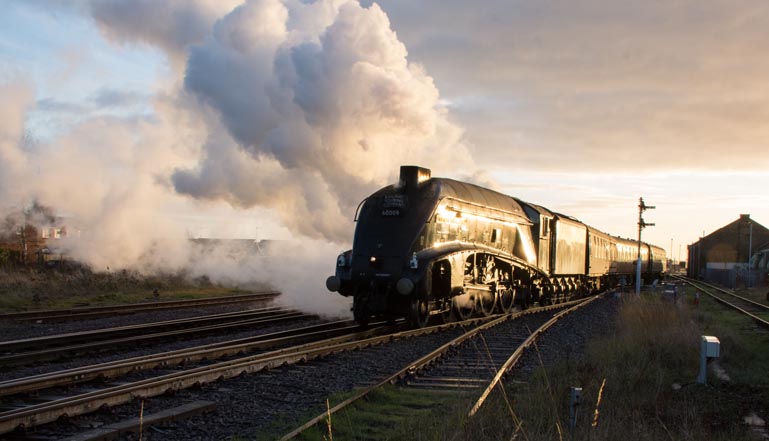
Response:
569,387,582,439
697,336,720,384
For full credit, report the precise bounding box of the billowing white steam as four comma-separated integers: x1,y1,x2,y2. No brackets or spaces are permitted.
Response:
87,0,244,70
1,0,478,317
0,81,203,269
184,239,353,317
175,0,471,241
0,84,31,202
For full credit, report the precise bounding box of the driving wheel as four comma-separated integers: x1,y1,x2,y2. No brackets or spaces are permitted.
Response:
498,287,516,313
408,297,430,328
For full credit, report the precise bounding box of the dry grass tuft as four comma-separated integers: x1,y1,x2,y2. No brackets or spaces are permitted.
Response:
0,264,256,311
287,294,767,441
497,296,755,441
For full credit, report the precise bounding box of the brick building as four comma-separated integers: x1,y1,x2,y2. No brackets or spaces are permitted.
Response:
0,213,73,266
687,214,769,287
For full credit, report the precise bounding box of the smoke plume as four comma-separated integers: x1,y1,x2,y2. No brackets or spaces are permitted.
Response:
1,0,480,317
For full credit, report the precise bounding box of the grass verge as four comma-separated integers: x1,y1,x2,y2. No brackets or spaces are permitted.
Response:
0,265,263,312
289,289,769,440
293,386,476,441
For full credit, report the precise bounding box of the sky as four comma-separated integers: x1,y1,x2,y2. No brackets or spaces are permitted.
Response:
2,0,769,270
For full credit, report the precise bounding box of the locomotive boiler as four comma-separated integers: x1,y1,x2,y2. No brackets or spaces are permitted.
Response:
326,166,666,327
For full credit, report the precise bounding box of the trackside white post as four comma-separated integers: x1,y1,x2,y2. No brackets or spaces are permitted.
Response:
569,387,582,439
698,335,720,384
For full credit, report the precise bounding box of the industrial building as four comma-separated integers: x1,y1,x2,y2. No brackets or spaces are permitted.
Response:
687,214,769,287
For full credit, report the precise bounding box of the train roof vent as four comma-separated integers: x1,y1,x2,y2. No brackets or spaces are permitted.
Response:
398,165,431,190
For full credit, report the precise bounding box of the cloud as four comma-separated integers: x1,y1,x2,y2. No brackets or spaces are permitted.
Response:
90,88,149,108
35,89,149,115
35,98,91,114
374,0,769,173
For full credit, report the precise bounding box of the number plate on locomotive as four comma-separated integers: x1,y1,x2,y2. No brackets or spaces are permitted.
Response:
381,195,408,216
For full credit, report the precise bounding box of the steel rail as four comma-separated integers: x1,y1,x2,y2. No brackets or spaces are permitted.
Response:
467,294,601,416
0,303,586,435
0,311,311,367
0,291,279,322
1,317,479,434
672,275,769,312
0,319,366,397
0,306,286,352
672,275,769,330
280,297,592,440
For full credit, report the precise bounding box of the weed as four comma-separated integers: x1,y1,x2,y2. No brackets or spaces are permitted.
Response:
308,294,767,440
0,265,256,312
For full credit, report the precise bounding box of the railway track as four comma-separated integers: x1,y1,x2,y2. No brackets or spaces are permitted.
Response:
0,295,602,438
0,291,279,322
0,307,313,367
0,319,369,397
282,295,601,439
0,319,406,436
672,275,769,329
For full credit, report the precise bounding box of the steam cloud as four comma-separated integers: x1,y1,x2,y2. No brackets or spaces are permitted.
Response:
1,0,479,317
87,0,244,70
174,0,471,241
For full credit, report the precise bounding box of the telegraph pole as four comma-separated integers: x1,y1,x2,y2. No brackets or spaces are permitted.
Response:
636,197,655,294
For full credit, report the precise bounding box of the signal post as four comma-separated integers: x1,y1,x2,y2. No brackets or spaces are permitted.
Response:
636,197,655,294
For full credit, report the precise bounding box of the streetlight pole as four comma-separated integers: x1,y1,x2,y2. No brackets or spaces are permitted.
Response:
636,197,655,295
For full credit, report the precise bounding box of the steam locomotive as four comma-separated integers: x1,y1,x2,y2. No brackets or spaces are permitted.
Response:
326,166,666,327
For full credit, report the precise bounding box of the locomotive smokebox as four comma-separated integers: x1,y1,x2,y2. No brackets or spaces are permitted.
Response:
399,165,431,190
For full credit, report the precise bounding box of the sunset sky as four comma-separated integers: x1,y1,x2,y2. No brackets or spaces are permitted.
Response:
2,0,769,268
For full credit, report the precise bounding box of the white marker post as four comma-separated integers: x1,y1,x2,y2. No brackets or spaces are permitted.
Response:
697,335,720,384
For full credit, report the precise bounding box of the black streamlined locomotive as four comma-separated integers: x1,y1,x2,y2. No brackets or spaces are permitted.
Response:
326,166,666,327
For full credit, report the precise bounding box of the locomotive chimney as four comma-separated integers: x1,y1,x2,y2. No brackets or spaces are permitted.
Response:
399,165,431,190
